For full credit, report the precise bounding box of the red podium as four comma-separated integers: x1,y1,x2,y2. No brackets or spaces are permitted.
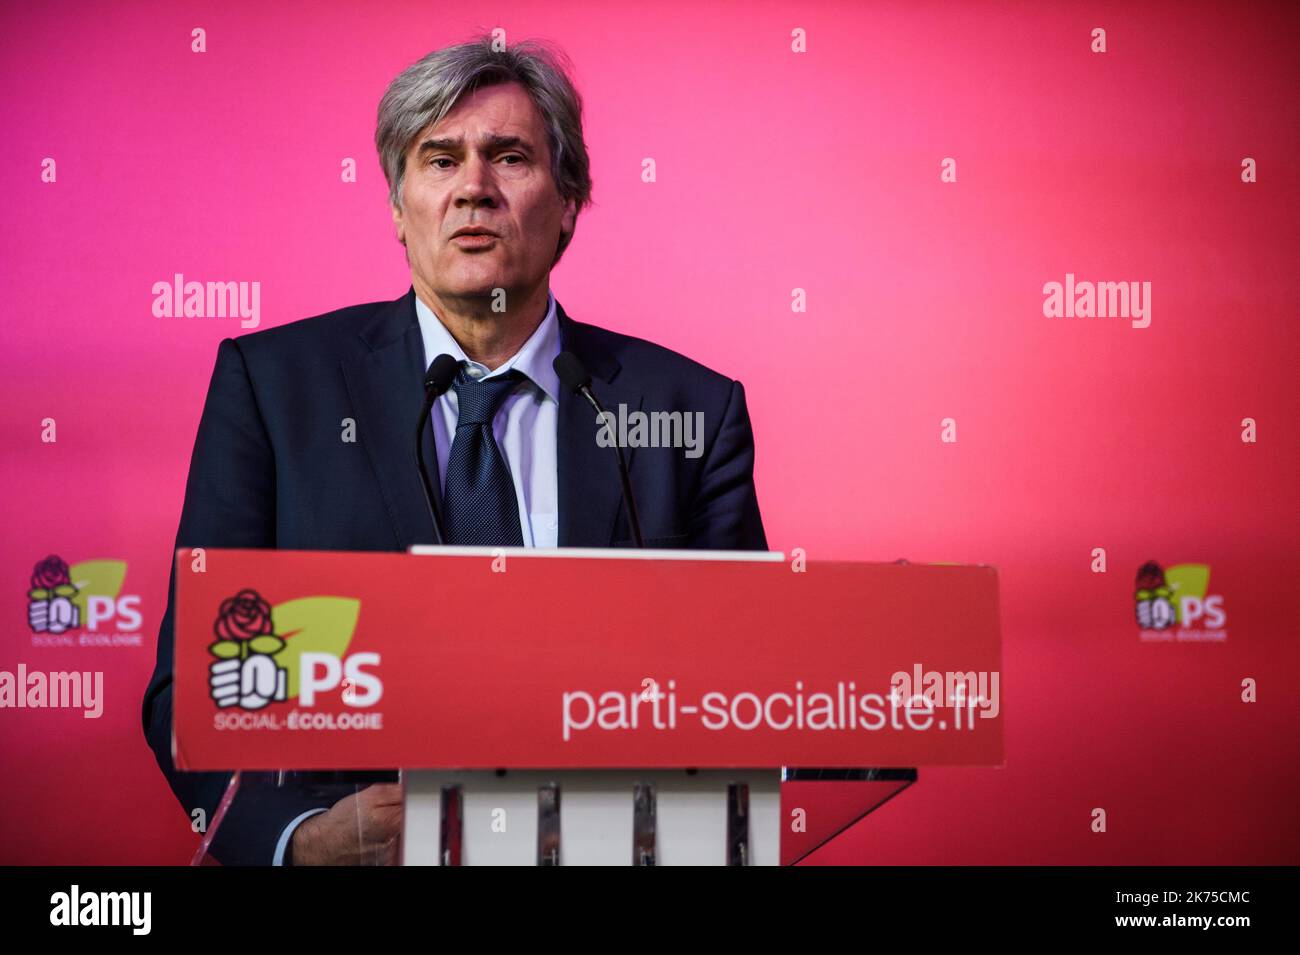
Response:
174,547,1002,865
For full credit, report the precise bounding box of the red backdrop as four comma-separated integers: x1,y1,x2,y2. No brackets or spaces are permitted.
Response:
1,0,1297,864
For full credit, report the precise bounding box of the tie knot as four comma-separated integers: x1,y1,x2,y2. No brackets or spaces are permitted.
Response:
451,366,524,426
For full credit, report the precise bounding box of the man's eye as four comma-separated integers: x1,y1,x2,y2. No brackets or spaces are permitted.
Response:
429,157,453,168
500,154,523,164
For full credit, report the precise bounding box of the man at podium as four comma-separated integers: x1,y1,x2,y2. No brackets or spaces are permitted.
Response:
141,35,767,865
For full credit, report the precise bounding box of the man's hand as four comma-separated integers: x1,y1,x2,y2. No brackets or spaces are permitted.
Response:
290,784,403,866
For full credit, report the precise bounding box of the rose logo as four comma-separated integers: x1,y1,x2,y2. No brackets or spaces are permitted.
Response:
1135,560,1176,630
214,589,274,644
31,555,73,591
209,588,287,709
28,555,80,633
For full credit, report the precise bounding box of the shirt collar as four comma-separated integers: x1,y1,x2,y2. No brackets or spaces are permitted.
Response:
414,289,561,403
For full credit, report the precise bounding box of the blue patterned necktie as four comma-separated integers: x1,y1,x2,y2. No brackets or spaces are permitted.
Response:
441,365,526,546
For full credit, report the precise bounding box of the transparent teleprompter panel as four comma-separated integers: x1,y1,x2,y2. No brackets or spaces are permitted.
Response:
192,770,404,866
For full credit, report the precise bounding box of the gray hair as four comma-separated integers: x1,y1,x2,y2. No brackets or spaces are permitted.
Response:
375,35,593,266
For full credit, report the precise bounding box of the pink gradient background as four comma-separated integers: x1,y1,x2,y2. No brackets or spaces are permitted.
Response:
2,0,1298,864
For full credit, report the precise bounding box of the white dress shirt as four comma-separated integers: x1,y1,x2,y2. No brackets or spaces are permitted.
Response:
414,289,561,548
272,291,561,865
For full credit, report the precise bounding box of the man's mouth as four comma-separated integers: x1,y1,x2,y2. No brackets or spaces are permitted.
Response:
451,234,498,248
450,228,499,249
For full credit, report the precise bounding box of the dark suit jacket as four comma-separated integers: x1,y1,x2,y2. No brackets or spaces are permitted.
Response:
141,286,767,865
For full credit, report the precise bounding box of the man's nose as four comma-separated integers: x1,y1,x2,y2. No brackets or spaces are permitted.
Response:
454,154,499,207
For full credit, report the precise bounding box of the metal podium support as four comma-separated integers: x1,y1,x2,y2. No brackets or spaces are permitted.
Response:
402,769,781,866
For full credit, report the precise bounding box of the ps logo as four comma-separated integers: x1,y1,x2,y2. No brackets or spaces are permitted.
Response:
85,595,143,632
300,652,383,706
28,556,141,634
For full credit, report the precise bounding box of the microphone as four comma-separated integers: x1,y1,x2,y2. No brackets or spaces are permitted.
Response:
553,351,644,547
415,354,460,546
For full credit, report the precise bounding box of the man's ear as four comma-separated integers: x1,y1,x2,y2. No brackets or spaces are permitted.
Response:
558,196,577,247
550,196,580,268
390,202,406,246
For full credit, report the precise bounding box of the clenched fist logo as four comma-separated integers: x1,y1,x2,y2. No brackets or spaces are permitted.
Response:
208,589,288,709
1134,561,1177,631
28,555,81,634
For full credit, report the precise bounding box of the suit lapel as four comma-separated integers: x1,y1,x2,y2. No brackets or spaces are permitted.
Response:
340,290,640,550
556,303,643,546
340,287,438,550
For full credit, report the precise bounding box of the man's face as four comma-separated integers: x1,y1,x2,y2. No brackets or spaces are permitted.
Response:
392,81,577,307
